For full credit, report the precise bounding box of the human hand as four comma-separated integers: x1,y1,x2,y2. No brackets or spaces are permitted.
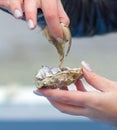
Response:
0,0,69,40
35,61,117,125
0,0,9,8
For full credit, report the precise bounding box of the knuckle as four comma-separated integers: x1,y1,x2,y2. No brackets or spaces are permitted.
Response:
45,13,57,21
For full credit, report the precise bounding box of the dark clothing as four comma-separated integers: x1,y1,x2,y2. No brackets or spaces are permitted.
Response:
1,0,117,37
61,0,117,37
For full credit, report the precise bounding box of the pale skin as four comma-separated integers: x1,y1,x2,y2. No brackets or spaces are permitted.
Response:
0,0,69,39
36,62,117,126
1,0,117,126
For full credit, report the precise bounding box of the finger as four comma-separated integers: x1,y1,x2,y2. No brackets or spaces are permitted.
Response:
57,0,70,26
75,79,87,92
41,0,63,39
48,98,86,116
0,0,9,8
38,88,96,106
10,0,23,18
24,0,38,29
82,61,114,92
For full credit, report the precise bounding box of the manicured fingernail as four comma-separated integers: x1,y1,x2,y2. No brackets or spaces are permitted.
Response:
56,37,64,43
14,9,22,18
33,90,43,96
27,19,34,29
81,61,92,71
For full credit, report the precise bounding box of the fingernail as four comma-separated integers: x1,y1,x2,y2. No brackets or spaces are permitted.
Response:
33,90,43,96
56,37,64,43
14,10,22,18
81,61,92,71
27,19,34,29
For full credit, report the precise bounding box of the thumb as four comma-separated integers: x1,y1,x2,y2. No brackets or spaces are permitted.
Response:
81,61,112,92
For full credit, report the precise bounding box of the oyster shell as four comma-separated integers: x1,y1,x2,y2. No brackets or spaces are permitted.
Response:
35,66,83,89
43,23,71,68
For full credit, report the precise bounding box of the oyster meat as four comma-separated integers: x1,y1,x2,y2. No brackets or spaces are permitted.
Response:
35,66,83,89
43,23,71,68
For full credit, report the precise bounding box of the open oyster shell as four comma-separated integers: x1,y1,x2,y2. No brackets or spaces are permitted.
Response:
35,66,83,89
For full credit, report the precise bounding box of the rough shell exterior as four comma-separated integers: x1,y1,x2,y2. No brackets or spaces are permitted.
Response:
35,66,83,89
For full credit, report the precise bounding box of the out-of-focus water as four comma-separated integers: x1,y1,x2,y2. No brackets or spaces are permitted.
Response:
0,86,116,130
0,10,117,130
0,120,117,130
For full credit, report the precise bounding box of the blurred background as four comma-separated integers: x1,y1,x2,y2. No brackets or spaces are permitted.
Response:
0,10,117,130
